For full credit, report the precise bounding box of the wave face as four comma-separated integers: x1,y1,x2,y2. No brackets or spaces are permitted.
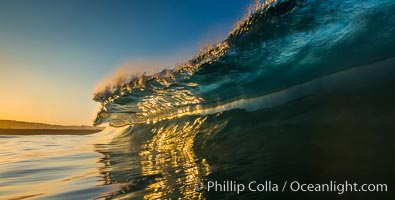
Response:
92,1,395,199
94,0,395,127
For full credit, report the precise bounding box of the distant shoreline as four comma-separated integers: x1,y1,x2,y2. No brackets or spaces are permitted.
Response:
0,128,104,135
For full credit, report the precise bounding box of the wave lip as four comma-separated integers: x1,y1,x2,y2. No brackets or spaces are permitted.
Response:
93,0,395,127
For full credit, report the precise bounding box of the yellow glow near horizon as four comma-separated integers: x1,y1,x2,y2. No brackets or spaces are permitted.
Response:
0,62,99,126
0,89,98,126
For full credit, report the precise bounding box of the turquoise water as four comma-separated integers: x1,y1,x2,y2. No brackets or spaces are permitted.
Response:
1,68,394,199
1,0,395,199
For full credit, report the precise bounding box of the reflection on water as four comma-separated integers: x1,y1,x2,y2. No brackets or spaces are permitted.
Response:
2,74,394,200
95,117,217,200
0,134,109,200
92,70,395,200
0,118,224,200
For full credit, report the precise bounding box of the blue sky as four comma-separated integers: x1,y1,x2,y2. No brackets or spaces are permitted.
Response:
0,0,253,125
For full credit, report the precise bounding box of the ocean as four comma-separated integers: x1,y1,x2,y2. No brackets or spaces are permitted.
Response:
1,0,395,199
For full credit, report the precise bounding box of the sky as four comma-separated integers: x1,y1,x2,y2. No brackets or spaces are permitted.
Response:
0,0,253,125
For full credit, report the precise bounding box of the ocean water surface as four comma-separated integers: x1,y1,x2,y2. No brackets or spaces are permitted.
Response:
0,131,115,199
1,0,395,199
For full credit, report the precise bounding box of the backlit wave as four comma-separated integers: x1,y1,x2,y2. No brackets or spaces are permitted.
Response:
93,0,395,127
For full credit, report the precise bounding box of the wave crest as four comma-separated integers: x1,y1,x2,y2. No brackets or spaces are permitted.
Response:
93,0,395,127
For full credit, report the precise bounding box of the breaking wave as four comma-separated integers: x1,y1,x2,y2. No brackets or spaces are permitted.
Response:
90,1,395,199
93,0,395,127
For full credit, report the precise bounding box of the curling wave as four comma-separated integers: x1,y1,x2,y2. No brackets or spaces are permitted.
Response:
91,1,395,199
93,0,395,127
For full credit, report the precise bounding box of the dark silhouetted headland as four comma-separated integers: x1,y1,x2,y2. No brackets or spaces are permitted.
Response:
0,120,105,135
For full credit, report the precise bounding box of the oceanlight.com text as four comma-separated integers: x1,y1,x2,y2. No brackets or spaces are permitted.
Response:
201,180,388,194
